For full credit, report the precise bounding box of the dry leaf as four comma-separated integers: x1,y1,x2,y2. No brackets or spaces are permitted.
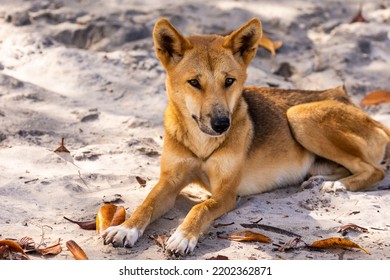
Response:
0,240,27,256
66,240,88,260
360,90,390,107
218,230,272,243
54,137,78,167
64,216,96,230
0,246,7,259
96,204,126,234
337,223,368,234
149,234,168,249
136,176,147,187
309,237,370,254
19,236,36,252
258,34,283,56
207,255,229,260
350,5,367,23
278,237,307,252
54,137,70,153
36,238,62,255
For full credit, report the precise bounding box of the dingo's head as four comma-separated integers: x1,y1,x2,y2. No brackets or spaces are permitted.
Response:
153,18,262,136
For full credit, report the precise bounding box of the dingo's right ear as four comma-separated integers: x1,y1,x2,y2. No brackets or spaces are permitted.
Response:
153,19,193,68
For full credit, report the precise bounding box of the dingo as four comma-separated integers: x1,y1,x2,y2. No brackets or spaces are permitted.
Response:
103,18,390,255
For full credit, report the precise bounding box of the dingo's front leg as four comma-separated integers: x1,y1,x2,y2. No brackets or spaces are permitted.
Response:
102,145,194,248
166,156,242,255
102,177,182,247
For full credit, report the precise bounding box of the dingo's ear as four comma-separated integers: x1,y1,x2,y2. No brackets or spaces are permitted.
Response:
223,18,262,65
153,18,193,68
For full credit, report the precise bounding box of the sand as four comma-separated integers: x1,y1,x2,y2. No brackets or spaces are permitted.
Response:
0,0,389,260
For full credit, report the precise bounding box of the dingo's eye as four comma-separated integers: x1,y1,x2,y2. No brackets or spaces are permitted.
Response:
225,78,235,88
188,79,201,89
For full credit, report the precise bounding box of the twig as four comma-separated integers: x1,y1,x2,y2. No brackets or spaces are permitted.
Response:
24,178,39,184
241,223,301,238
213,222,235,228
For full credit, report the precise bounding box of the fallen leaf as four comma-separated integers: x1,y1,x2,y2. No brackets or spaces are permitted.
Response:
19,236,36,252
0,246,7,259
337,223,368,234
206,255,229,260
54,137,70,153
258,34,283,56
218,230,272,243
350,5,367,23
36,238,62,256
136,176,147,187
96,204,126,234
360,90,390,107
64,216,96,230
278,237,307,252
66,240,88,260
149,234,168,249
0,240,27,256
309,237,370,254
54,137,79,167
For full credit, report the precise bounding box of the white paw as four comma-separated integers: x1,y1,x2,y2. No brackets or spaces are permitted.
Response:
321,181,347,193
166,228,198,255
101,225,143,248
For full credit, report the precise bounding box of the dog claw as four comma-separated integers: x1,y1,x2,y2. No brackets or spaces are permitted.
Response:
166,228,198,256
102,225,143,248
321,181,347,193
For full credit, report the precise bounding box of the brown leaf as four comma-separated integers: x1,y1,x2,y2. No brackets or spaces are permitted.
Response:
36,238,62,256
19,236,36,252
206,255,229,260
309,237,370,254
136,176,147,187
360,90,390,107
350,5,367,23
64,216,96,230
337,223,368,234
278,237,307,252
258,34,283,56
54,137,70,153
149,234,168,249
96,204,126,234
218,230,272,243
66,240,88,260
0,240,27,256
0,246,7,259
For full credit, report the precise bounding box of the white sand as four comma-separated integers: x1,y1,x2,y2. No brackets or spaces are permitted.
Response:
0,0,389,260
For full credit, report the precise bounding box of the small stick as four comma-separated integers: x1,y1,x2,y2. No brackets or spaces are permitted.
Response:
241,223,301,238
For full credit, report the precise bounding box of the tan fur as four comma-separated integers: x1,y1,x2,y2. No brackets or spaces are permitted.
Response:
102,18,390,255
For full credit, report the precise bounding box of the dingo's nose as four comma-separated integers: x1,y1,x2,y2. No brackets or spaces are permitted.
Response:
211,117,230,134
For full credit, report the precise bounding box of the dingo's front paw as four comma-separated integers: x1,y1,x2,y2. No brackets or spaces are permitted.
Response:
102,225,143,248
166,228,198,255
321,181,347,193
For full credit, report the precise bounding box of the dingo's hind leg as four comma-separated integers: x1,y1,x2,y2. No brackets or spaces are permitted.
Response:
287,100,389,191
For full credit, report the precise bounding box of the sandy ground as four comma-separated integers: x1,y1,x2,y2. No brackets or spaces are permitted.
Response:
0,0,389,260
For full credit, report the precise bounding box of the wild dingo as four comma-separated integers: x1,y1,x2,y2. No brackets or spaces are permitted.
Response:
102,18,390,255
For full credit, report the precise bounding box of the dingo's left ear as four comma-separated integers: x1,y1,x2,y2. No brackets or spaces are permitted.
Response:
153,18,193,68
223,18,262,65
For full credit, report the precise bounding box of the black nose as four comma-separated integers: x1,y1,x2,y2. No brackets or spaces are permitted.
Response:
211,117,230,134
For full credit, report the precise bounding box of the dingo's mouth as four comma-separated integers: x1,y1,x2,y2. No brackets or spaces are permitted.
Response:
192,115,230,137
